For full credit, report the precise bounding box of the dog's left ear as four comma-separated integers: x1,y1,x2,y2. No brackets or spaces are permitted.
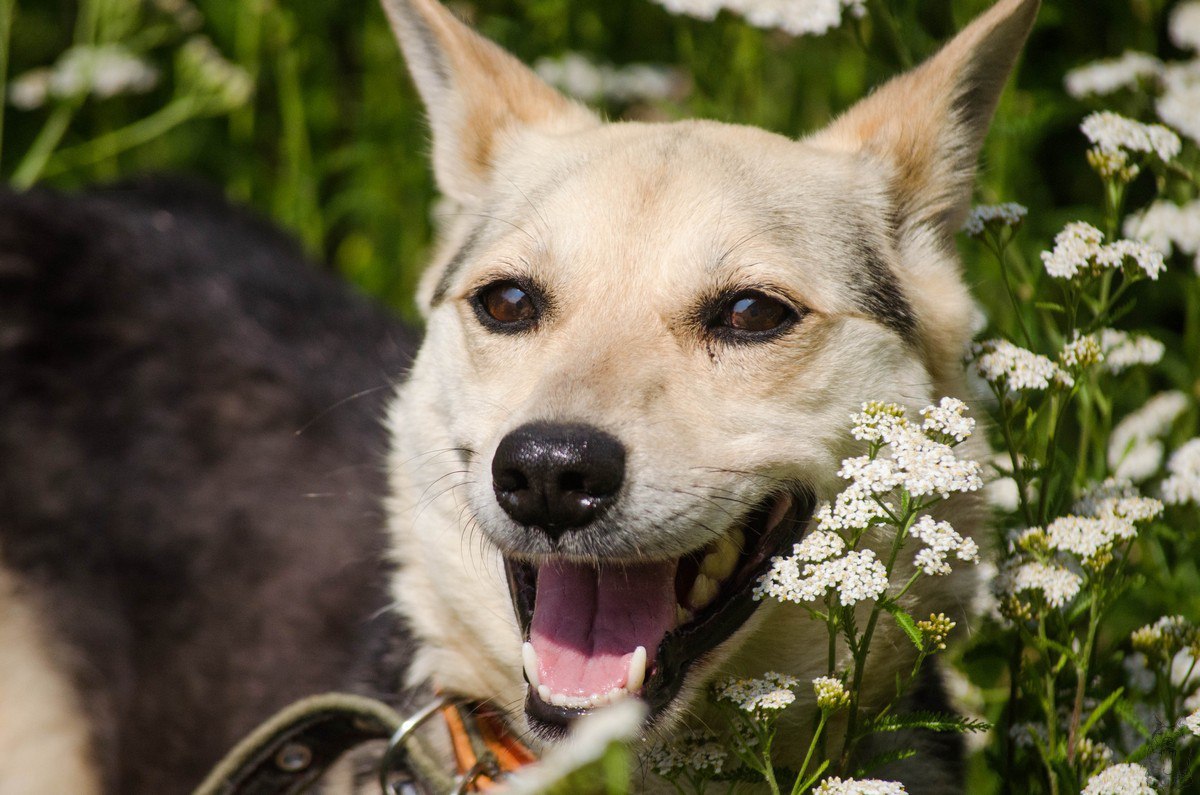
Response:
381,0,599,205
810,0,1039,236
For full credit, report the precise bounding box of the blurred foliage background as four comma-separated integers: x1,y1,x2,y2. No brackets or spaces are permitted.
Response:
1,0,1186,322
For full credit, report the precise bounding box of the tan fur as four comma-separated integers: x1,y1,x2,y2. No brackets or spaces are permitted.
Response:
382,0,1038,788
0,563,100,795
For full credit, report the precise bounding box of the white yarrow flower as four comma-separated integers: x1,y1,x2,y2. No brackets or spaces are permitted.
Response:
644,731,729,778
1098,329,1166,373
1080,762,1158,795
1108,392,1190,480
1003,561,1082,608
651,0,866,36
962,202,1028,237
10,44,158,109
534,53,683,104
909,514,979,576
1124,199,1200,274
714,672,799,713
1170,1,1200,52
1081,110,1182,162
1183,706,1200,737
1065,51,1163,98
1157,61,1200,146
792,529,849,562
1163,438,1200,506
756,549,888,606
814,777,907,795
920,397,976,443
1041,221,1165,280
975,339,1073,391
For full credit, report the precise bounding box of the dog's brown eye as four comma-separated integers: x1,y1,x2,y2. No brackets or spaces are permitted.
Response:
720,291,794,334
475,280,539,329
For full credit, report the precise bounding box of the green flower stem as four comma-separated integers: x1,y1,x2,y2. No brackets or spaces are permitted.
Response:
11,103,78,188
988,235,1035,349
992,385,1036,527
793,711,830,794
1065,587,1101,765
38,96,204,179
839,507,918,771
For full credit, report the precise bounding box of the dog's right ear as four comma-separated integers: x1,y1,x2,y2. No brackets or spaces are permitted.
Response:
381,0,599,205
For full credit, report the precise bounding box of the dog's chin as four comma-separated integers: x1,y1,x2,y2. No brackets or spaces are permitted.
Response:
501,488,816,740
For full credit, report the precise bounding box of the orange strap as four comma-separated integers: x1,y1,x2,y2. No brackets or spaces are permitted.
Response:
442,703,538,791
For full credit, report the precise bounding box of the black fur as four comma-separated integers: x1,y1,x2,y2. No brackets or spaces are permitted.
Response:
0,179,419,793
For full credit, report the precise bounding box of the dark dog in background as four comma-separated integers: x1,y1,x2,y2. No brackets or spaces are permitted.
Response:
0,180,417,792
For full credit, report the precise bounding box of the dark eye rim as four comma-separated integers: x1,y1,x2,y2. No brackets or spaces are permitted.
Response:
702,288,804,344
469,276,547,334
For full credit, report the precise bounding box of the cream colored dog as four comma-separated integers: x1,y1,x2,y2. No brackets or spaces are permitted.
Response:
382,0,1036,788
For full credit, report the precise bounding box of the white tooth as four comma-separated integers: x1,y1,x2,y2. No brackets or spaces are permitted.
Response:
550,692,569,707
675,604,694,627
627,646,647,692
592,691,610,707
609,687,628,703
538,684,552,703
522,642,540,689
688,573,720,610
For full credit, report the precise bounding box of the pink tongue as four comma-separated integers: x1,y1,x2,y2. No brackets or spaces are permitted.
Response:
530,560,676,697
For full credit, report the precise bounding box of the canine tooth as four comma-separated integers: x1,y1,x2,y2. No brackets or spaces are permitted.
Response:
627,646,647,692
538,684,552,703
522,642,540,689
688,573,720,610
675,604,694,627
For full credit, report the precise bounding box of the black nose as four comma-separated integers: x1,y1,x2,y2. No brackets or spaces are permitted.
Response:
491,422,625,537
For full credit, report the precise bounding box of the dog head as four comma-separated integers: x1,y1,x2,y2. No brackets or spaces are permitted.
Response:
382,0,1037,742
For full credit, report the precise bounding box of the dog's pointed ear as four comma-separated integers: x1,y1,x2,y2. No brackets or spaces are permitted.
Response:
810,0,1039,235
381,0,599,204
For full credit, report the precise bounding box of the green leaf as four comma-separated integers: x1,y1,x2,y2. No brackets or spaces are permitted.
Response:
1034,301,1066,314
870,711,991,734
855,748,917,777
1080,687,1125,737
881,599,924,651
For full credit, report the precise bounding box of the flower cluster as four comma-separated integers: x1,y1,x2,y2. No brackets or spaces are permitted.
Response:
1080,762,1159,795
644,731,730,779
998,560,1083,612
650,0,865,37
963,202,1028,238
1098,329,1166,373
1163,439,1200,506
1130,615,1199,663
1184,706,1200,738
813,676,850,711
9,44,159,110
1065,51,1163,99
920,397,977,443
534,54,684,104
714,673,799,715
1108,392,1189,481
974,339,1072,392
813,777,907,795
756,547,889,606
909,515,979,576
1080,111,1181,180
1124,199,1200,274
1041,221,1166,281
918,613,956,651
1058,332,1105,370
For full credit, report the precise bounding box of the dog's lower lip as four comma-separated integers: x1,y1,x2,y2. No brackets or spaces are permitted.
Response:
504,487,815,730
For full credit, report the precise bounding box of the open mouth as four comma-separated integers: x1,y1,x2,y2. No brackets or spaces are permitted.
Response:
504,488,815,734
